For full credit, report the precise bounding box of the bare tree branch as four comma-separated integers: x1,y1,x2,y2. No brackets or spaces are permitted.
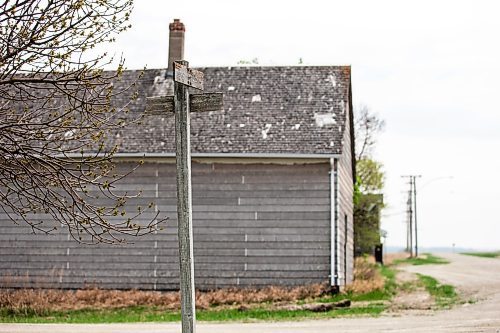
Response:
354,104,386,161
0,0,168,244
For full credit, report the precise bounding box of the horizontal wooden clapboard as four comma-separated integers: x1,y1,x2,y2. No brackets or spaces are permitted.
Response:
0,161,332,290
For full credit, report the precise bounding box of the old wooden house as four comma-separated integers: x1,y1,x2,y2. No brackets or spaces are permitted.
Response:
0,20,355,290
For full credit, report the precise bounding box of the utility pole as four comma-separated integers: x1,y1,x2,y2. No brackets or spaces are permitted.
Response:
405,195,410,253
413,175,422,257
402,175,414,257
408,177,413,258
402,175,421,258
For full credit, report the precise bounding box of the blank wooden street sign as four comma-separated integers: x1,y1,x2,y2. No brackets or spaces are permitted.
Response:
145,61,223,333
145,93,223,115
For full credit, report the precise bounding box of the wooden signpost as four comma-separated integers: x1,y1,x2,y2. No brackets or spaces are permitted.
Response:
146,61,223,333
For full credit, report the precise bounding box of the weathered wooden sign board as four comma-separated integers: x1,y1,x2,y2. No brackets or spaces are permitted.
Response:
145,93,223,115
146,61,223,333
174,61,204,90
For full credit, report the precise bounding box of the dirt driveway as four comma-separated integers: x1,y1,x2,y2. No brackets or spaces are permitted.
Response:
1,253,500,333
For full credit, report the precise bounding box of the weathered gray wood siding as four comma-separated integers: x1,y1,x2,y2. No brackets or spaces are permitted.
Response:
0,161,332,290
337,98,355,286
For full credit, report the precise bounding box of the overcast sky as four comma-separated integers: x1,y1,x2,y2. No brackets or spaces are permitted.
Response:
105,0,500,250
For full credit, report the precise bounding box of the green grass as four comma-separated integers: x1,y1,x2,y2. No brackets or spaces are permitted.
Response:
417,274,457,308
0,304,386,324
380,264,397,295
461,251,500,258
0,306,177,323
394,253,449,266
200,305,385,322
315,289,389,305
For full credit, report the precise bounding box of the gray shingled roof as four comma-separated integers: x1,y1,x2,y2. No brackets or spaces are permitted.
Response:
112,66,351,155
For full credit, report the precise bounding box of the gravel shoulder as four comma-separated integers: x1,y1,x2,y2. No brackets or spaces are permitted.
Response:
1,253,500,333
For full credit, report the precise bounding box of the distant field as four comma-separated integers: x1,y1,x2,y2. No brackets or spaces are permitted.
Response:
393,253,449,266
461,251,500,258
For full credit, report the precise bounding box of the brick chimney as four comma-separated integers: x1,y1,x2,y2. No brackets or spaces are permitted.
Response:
167,19,185,76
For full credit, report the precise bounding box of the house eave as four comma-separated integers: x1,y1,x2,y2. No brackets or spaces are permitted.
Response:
59,152,340,159
113,152,341,159
58,152,340,164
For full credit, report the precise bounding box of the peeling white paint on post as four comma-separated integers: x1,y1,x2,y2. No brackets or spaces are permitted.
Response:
175,60,197,333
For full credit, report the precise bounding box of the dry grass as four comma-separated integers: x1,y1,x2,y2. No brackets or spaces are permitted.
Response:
1,257,395,316
196,284,327,309
0,283,330,315
384,252,410,265
344,257,385,294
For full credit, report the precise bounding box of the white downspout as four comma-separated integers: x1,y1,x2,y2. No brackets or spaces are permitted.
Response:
330,158,339,287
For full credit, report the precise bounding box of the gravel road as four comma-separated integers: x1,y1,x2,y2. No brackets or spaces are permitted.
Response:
1,253,500,333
